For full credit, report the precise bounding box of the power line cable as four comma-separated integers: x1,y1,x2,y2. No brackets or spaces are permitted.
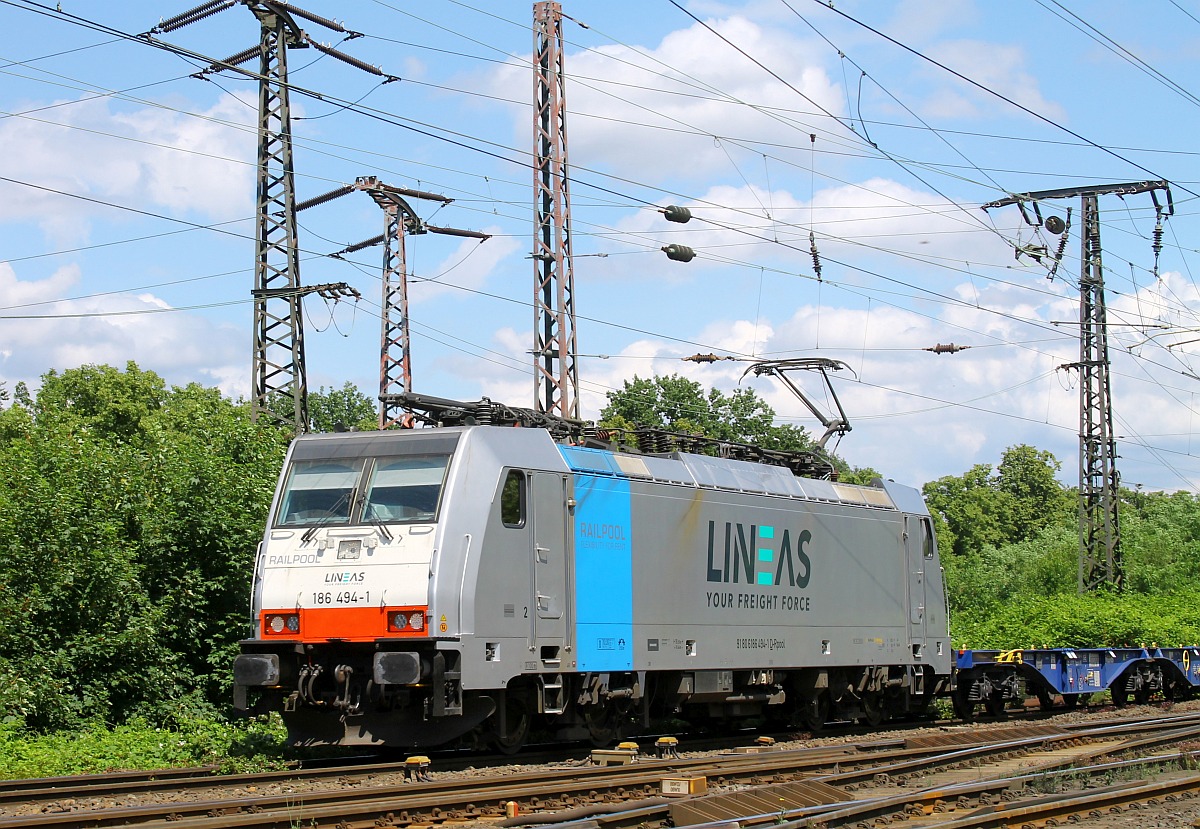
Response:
807,0,1200,201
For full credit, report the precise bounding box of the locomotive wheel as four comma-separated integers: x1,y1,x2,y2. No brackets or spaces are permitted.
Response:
490,693,531,754
584,706,616,748
584,698,634,747
858,692,885,727
801,694,829,732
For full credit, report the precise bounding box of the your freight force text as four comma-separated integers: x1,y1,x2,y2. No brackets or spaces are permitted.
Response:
707,590,811,611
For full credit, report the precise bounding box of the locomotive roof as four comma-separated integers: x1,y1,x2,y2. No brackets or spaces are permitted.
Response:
559,443,896,510
288,426,903,511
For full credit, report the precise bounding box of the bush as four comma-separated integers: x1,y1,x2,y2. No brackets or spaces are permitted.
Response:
951,591,1200,649
0,714,290,779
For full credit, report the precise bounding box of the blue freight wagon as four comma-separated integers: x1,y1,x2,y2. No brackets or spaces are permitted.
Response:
954,646,1200,717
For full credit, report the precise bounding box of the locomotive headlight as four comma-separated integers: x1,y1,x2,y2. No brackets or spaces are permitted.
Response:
264,613,300,636
385,607,429,634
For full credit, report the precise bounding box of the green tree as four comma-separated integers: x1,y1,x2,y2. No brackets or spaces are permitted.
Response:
994,444,1072,540
1119,489,1200,592
596,374,886,480
922,463,1005,558
308,382,378,432
923,444,1071,558
599,374,815,450
0,363,289,730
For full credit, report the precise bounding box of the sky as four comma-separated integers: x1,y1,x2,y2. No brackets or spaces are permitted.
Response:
3,0,1200,493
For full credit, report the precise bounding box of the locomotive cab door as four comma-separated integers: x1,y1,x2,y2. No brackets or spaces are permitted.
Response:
905,515,927,651
530,472,571,666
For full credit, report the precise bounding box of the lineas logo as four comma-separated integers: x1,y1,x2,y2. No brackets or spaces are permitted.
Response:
705,521,811,588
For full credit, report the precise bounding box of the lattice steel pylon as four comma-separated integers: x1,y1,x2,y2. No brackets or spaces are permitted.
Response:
1075,192,1122,592
248,2,308,431
319,178,490,428
350,178,442,430
375,193,416,430
165,2,390,431
984,180,1170,593
532,0,579,419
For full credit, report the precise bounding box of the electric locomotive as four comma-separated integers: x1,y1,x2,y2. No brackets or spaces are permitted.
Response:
233,394,953,748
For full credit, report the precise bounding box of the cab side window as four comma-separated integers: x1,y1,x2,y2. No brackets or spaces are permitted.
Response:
501,470,526,528
921,517,935,558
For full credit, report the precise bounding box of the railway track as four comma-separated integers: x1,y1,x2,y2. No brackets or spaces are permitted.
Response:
4,710,1200,829
0,701,1087,811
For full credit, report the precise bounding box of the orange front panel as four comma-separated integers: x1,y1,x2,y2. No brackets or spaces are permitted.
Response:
261,607,427,642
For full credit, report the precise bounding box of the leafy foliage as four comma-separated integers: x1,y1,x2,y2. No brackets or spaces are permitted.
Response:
308,382,378,433
939,451,1200,648
0,714,289,778
600,374,814,451
952,592,1200,650
1120,490,1200,592
941,524,1077,618
0,363,289,731
598,374,880,481
923,444,1072,558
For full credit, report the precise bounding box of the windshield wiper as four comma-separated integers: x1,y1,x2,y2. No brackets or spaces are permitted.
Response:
301,488,356,544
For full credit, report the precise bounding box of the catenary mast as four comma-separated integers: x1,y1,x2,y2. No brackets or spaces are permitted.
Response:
532,1,579,418
984,180,1171,592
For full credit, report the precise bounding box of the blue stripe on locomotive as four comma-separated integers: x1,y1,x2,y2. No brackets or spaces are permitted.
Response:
571,466,634,671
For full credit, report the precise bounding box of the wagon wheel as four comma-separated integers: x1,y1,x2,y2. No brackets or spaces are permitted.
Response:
801,693,829,732
983,692,1005,717
1035,686,1055,711
1134,684,1152,705
858,691,886,727
952,685,976,722
1062,693,1081,709
490,692,531,755
1111,676,1130,707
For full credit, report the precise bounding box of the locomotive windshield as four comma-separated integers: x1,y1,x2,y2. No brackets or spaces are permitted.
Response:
274,452,453,527
361,455,449,523
277,460,359,525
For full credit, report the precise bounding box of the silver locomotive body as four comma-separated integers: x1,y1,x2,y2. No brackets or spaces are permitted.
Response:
234,425,951,747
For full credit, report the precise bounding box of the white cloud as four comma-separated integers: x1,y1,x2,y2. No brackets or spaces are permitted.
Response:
408,227,522,303
481,15,844,182
920,40,1066,121
0,93,256,244
883,0,979,43
0,261,244,397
